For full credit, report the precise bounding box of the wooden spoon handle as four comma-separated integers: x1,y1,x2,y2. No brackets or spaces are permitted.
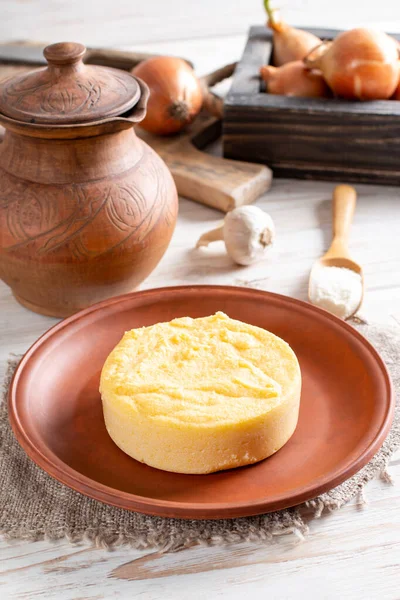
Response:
333,184,357,244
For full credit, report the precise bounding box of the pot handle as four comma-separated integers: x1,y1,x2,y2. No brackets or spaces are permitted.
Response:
127,76,150,124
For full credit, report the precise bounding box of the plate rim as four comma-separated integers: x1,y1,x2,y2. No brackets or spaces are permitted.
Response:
8,285,394,519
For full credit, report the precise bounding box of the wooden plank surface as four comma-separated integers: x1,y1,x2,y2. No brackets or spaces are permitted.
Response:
1,471,400,600
2,0,400,47
1,3,400,598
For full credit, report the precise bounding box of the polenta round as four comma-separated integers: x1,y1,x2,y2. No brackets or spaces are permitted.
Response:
100,312,301,474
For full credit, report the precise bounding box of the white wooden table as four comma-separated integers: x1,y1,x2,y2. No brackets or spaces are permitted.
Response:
1,2,400,598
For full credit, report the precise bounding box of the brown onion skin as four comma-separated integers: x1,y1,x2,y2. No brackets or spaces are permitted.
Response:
132,57,203,135
270,22,322,66
260,61,331,98
305,29,400,100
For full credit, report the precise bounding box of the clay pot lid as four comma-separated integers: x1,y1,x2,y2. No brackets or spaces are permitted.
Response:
0,42,141,125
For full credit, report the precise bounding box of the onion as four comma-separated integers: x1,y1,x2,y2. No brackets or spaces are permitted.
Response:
132,56,203,135
260,61,330,98
304,29,400,100
264,0,321,66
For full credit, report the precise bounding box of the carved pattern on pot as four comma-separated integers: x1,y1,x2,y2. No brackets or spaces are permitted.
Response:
41,81,102,115
0,65,137,123
4,74,110,117
0,152,175,261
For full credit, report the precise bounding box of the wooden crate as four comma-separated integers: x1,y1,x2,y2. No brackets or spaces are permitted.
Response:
223,26,400,185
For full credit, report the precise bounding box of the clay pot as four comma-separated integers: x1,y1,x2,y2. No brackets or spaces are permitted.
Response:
0,42,178,317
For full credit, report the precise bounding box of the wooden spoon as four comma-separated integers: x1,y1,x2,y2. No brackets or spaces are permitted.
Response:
308,184,364,318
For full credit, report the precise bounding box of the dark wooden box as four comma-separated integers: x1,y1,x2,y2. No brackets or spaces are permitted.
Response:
223,26,400,185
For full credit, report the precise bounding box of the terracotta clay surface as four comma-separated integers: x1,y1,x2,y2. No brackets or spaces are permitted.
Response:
8,286,394,520
0,42,140,124
0,43,178,317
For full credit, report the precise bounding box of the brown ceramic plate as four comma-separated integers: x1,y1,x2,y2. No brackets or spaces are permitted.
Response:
9,286,393,520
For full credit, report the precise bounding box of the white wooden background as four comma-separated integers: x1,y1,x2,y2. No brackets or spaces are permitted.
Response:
3,0,400,47
1,1,400,599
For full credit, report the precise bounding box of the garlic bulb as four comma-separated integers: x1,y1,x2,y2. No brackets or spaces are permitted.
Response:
196,206,275,266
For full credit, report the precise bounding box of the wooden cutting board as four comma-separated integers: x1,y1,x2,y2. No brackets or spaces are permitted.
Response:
138,115,272,212
0,50,272,213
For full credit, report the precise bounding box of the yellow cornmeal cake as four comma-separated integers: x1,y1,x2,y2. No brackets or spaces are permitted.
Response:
100,312,301,474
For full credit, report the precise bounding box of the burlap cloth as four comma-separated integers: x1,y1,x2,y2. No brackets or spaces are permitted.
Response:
0,322,399,552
